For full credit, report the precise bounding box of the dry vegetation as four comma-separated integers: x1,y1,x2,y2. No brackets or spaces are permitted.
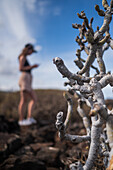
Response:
0,89,81,122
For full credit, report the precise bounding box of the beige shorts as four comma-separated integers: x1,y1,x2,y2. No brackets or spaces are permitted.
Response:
18,72,32,92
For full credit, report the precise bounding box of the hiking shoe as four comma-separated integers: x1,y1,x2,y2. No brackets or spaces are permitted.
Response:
27,117,37,124
18,119,32,126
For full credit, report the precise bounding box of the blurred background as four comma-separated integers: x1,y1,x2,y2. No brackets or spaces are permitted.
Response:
0,1,113,169
0,0,113,98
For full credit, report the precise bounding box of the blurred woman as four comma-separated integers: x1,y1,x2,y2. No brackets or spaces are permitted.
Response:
18,43,39,126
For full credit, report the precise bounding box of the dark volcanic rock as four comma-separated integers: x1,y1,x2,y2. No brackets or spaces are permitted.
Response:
37,124,56,142
0,154,46,170
30,142,53,153
36,146,62,167
0,133,21,163
20,131,35,145
0,116,19,133
14,154,46,170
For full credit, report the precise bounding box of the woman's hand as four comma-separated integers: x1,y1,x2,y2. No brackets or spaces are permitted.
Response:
32,64,39,69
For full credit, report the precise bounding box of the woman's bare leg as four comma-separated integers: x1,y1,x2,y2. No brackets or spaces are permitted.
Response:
18,91,28,121
27,90,37,119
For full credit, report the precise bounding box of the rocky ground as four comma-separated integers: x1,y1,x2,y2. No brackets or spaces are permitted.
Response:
0,115,88,170
0,90,112,170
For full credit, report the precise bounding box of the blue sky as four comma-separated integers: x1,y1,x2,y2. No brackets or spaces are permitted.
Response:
0,0,113,99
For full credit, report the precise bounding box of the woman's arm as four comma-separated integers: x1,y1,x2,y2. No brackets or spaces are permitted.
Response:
19,55,38,72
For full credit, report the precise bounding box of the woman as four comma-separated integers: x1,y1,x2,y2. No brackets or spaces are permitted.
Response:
18,43,39,126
